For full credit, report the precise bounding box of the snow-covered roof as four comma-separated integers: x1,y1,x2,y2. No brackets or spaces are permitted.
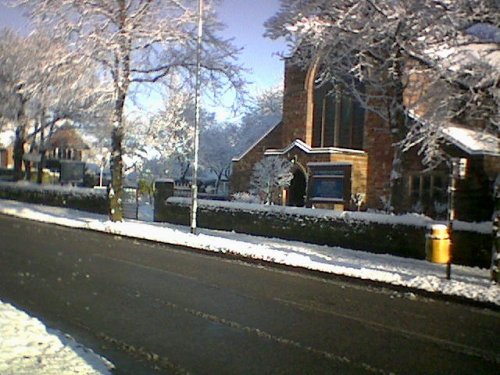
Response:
441,124,499,156
0,130,15,148
408,110,499,157
425,42,499,74
45,125,90,150
231,121,282,162
466,23,500,43
264,139,366,156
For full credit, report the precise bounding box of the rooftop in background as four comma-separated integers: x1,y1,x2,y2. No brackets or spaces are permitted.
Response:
0,130,15,148
441,124,500,156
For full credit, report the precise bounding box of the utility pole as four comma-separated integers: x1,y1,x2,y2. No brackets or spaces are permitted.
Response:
190,0,203,234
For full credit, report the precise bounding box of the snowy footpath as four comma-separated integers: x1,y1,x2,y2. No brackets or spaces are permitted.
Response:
0,198,498,374
0,300,113,375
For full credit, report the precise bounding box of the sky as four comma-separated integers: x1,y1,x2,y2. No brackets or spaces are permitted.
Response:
217,0,285,91
0,0,287,121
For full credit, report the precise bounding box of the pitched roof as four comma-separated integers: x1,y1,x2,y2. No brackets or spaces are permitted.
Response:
408,109,499,156
45,125,90,150
232,121,282,162
441,124,499,156
0,130,15,148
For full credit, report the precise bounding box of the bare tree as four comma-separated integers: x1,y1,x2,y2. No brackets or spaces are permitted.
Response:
0,27,113,181
265,0,499,210
200,122,240,193
0,29,38,180
126,88,197,182
14,0,246,221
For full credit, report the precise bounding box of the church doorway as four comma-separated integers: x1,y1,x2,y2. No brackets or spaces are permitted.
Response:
288,167,307,206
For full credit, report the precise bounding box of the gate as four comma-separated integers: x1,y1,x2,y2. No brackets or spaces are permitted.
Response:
123,186,139,219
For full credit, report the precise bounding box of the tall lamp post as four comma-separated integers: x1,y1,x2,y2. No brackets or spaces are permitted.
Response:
190,0,203,234
446,157,467,280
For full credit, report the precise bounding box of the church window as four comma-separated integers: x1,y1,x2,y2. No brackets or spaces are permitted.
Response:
312,83,365,149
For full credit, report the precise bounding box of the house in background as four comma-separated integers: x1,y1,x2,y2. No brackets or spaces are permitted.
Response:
43,124,90,163
40,124,91,185
0,123,92,184
0,130,15,169
232,45,499,221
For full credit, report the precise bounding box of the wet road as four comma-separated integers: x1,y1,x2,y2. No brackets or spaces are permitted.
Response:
0,214,498,374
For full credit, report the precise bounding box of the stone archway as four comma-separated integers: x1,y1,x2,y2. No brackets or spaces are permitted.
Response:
288,166,307,207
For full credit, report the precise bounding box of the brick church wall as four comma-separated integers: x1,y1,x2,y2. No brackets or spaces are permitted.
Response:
281,60,313,146
362,110,394,209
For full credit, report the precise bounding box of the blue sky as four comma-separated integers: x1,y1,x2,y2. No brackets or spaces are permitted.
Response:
217,0,285,91
0,0,286,120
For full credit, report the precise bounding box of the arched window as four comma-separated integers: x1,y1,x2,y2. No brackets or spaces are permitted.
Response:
312,83,365,149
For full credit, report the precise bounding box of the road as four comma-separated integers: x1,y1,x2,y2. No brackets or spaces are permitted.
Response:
0,214,498,374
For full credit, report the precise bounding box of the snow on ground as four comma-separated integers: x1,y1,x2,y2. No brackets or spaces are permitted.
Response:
0,300,113,375
0,199,498,306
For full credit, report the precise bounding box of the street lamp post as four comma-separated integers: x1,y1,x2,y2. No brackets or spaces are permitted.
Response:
190,0,203,234
446,157,467,280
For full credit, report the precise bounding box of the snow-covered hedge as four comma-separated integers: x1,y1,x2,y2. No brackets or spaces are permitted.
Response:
0,168,15,180
159,197,492,267
0,181,108,214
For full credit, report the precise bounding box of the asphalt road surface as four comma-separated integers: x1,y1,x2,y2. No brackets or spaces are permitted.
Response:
0,214,499,375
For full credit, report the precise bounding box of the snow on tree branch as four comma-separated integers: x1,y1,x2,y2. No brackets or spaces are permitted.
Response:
8,0,246,221
265,0,499,166
250,156,293,205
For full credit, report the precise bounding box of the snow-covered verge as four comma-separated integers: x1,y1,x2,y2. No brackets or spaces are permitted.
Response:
0,199,498,306
0,300,113,375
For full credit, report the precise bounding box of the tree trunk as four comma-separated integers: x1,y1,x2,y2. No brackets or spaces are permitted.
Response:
13,125,26,181
109,81,127,221
492,174,499,282
109,0,133,221
215,170,222,195
25,120,41,182
36,111,47,184
180,162,190,184
109,123,124,222
387,50,408,214
390,145,407,213
37,150,47,184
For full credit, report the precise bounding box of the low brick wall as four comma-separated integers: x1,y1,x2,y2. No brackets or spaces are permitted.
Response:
0,181,108,214
157,198,492,268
